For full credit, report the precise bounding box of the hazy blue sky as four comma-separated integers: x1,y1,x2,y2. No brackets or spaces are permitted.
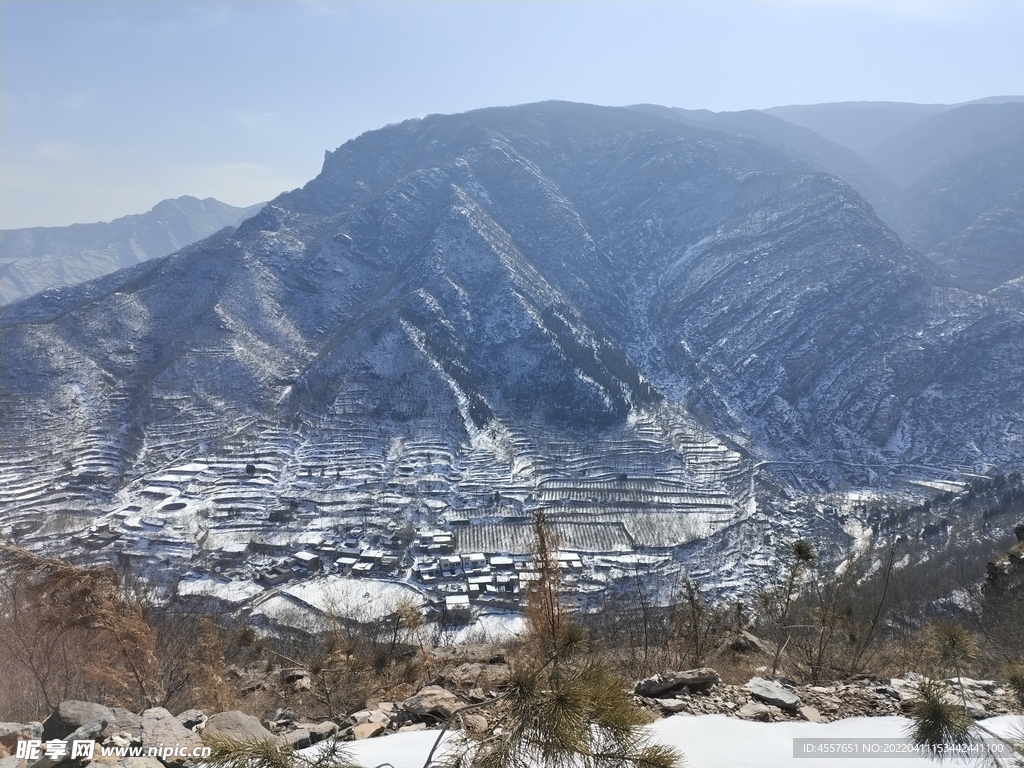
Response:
2,0,1022,228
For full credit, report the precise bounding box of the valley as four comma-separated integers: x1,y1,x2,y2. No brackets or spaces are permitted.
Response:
1,100,1021,631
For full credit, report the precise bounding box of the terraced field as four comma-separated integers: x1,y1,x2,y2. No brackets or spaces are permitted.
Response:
0,393,752,577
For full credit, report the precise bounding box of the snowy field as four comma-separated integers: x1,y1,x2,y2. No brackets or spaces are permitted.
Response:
250,577,424,631
317,714,1023,768
176,576,264,604
447,612,527,644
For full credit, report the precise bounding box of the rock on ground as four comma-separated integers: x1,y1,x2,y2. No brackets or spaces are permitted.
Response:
175,710,206,731
745,677,803,711
352,723,384,740
402,686,465,720
140,708,205,767
635,668,721,698
1,723,42,757
41,703,111,740
737,702,772,721
201,711,280,746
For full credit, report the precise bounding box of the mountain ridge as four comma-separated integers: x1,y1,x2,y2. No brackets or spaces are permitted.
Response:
0,101,1020,594
0,195,265,305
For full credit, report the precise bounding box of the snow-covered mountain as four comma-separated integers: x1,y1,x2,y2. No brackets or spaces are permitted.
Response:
0,196,265,305
0,102,1020,595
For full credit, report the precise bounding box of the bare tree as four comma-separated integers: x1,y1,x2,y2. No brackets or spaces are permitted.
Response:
0,544,160,716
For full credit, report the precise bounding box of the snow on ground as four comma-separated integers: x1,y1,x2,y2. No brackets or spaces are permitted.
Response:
448,612,526,644
322,714,1023,768
251,576,424,631
176,576,263,604
648,714,1021,768
283,576,423,616
303,728,447,768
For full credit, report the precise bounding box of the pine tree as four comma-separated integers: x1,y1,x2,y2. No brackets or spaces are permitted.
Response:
904,623,1024,764
203,733,360,768
438,510,682,768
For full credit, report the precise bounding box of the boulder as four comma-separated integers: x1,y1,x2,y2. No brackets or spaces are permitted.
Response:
103,710,143,743
435,663,510,691
874,686,900,701
799,706,821,723
66,719,106,743
201,712,279,746
461,714,488,734
283,729,310,750
297,721,338,745
948,677,998,694
634,668,720,698
962,697,989,719
655,699,689,714
890,677,918,703
42,703,112,740
891,676,996,718
103,733,134,749
744,677,802,711
402,686,465,720
726,632,774,655
175,710,206,731
737,702,772,721
388,710,412,726
1,723,42,756
267,709,297,727
442,663,485,688
27,718,107,768
140,709,204,767
351,723,384,740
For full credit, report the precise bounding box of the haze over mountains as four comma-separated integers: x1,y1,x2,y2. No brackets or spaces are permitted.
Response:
0,196,265,305
641,97,1024,295
0,99,1020,593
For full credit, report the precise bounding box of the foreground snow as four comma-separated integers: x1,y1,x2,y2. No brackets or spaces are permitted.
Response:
322,714,1022,768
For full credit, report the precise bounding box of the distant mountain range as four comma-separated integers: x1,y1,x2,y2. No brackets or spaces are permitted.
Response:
0,196,265,305
5,98,1018,306
2,100,1020,475
0,100,1020,589
644,97,1024,294
762,95,1023,157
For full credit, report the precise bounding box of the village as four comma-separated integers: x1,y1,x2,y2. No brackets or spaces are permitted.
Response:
12,496,602,633
179,523,587,627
